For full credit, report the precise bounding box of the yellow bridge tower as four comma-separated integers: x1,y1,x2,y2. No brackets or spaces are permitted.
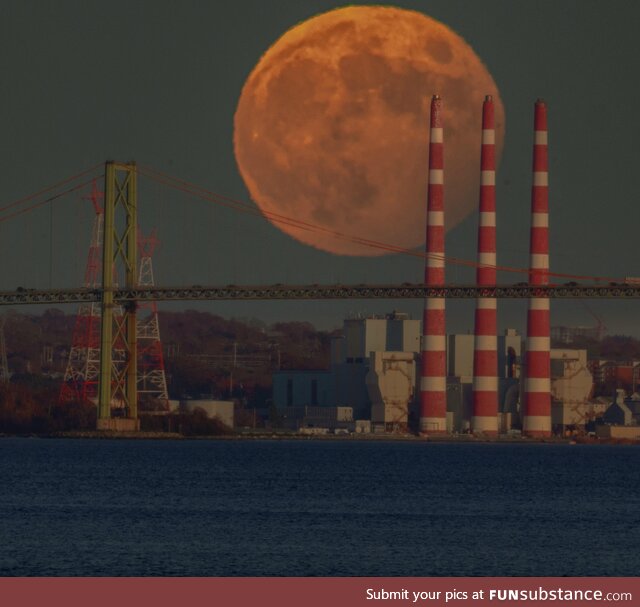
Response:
97,161,139,431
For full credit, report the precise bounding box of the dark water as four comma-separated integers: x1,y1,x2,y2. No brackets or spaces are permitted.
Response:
1,437,639,576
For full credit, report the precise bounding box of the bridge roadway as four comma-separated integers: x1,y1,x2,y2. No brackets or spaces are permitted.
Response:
2,283,640,305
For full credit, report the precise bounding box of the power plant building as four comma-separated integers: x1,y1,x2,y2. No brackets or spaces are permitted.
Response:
273,313,603,435
273,313,521,432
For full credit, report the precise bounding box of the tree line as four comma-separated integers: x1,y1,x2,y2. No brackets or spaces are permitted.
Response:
0,309,335,434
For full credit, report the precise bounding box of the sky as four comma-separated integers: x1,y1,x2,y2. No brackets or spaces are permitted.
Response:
0,0,639,336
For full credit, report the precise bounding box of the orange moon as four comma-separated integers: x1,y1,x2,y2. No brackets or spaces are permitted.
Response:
234,6,505,256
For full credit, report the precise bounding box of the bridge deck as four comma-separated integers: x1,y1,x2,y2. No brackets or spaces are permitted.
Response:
2,283,639,305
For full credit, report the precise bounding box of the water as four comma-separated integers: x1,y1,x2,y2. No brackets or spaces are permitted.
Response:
1,437,639,576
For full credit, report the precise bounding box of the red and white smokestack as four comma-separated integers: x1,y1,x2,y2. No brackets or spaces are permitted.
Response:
471,95,498,435
523,99,551,437
419,94,447,434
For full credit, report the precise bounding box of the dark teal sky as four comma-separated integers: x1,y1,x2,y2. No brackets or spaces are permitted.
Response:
0,0,638,335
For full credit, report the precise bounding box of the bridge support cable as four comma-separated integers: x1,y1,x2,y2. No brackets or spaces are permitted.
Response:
98,162,139,431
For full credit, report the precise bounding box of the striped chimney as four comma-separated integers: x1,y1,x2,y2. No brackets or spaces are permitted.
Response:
419,95,447,434
471,95,499,435
523,99,551,437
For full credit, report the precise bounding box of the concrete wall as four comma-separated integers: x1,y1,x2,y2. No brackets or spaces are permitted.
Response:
596,424,640,440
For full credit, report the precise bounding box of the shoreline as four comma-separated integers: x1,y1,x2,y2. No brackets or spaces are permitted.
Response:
1,430,637,445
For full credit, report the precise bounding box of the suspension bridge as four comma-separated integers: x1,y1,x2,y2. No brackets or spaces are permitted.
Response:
1,159,638,431
3,160,638,307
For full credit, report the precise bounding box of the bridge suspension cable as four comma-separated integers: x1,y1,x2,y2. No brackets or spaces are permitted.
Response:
0,163,103,217
137,164,629,285
1,163,633,288
0,177,100,224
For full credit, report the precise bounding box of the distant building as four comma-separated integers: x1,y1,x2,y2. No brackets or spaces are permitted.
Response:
588,359,640,394
597,389,640,439
602,389,640,426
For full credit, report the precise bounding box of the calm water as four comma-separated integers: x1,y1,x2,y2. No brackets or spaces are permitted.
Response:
1,437,639,576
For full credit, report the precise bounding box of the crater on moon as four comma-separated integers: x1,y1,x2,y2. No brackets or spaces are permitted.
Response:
234,6,505,256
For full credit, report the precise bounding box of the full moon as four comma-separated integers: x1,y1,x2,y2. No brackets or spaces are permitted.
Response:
234,6,505,256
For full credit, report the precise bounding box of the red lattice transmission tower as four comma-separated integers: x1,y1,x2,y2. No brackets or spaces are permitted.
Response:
59,181,106,405
136,228,169,406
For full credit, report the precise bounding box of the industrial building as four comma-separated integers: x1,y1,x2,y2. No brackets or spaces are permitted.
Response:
273,312,520,433
273,312,607,435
